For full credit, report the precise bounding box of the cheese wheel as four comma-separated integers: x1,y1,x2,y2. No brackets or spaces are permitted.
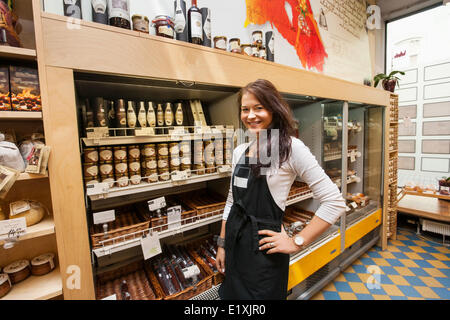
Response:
9,201,45,227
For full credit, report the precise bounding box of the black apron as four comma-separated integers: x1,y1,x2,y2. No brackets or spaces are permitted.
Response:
218,148,290,300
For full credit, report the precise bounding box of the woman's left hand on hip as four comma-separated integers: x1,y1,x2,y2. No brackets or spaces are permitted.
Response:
258,226,299,254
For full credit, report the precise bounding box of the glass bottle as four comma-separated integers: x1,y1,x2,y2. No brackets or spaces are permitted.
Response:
108,0,130,29
63,0,82,19
188,0,202,45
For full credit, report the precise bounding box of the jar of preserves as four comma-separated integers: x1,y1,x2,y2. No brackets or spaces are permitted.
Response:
180,141,191,156
206,163,215,174
181,156,191,166
229,38,241,53
132,15,149,33
170,165,180,173
99,146,113,161
170,157,181,168
241,44,252,56
99,161,114,176
169,142,180,157
251,44,259,57
108,0,131,30
213,36,227,50
145,169,158,183
252,30,263,46
85,176,100,187
152,15,175,39
84,148,99,163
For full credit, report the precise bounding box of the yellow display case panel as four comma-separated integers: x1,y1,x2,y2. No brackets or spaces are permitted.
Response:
288,234,341,290
345,209,382,249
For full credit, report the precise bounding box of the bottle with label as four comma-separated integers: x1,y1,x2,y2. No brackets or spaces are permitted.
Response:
265,31,274,62
201,7,211,47
164,102,174,127
174,0,188,42
147,101,156,128
63,0,82,19
108,0,130,30
93,97,108,127
127,101,137,135
115,99,127,136
91,0,108,25
137,101,147,128
156,103,165,134
188,0,202,45
175,102,184,126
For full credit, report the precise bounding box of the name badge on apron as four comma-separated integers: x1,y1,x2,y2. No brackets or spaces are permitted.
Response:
233,166,250,189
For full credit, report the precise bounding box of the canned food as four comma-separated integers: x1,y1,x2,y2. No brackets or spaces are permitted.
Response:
113,146,127,161
128,160,141,173
142,144,156,157
169,166,180,173
83,162,99,177
84,148,99,163
85,176,99,187
144,157,157,170
181,163,191,172
169,143,180,157
128,145,140,159
101,174,115,188
115,160,128,174
99,161,114,175
157,143,169,157
99,146,113,161
158,168,170,181
181,156,191,166
145,169,158,183
116,173,129,188
170,157,181,167
129,173,142,185
157,156,169,169
194,163,205,175
252,30,263,45
229,38,241,53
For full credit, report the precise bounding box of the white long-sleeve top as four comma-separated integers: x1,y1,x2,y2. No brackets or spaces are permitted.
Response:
223,137,346,225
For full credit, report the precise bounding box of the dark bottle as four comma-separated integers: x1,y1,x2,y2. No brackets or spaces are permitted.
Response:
63,0,82,19
85,98,95,128
174,102,184,126
173,0,188,42
188,0,202,45
91,0,108,25
115,99,127,136
106,100,116,136
127,100,137,135
200,7,211,47
265,31,275,62
93,97,108,127
164,102,174,127
108,0,130,29
137,101,147,128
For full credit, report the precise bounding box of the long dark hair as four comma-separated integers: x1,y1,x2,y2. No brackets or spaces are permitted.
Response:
238,79,298,176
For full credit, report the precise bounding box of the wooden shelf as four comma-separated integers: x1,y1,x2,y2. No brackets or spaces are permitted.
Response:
0,46,37,61
0,267,62,300
0,215,55,246
0,111,42,120
17,172,48,181
404,190,450,201
286,191,314,206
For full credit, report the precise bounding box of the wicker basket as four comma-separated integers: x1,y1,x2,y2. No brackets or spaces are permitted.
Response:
177,190,226,219
95,260,163,300
90,206,150,248
145,252,214,300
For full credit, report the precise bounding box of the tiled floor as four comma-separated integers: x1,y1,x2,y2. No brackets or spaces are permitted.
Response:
311,228,450,300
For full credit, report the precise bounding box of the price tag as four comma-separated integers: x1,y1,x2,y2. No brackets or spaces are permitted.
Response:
135,127,155,136
86,127,109,139
171,170,188,182
169,126,185,135
345,206,351,212
350,154,356,163
167,205,182,230
218,165,231,173
182,265,201,279
93,210,115,225
102,294,117,300
350,202,358,209
9,200,31,217
141,233,162,260
148,197,166,211
86,182,110,196
0,217,27,241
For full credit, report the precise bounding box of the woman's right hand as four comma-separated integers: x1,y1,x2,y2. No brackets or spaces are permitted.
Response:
216,247,225,275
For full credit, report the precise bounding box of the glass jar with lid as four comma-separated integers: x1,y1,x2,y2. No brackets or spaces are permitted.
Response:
229,38,241,53
152,15,175,39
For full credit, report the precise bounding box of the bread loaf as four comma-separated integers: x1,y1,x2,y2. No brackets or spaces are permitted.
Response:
9,200,45,227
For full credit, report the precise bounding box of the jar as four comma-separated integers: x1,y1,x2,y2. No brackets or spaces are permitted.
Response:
252,30,263,46
84,148,99,163
152,15,175,39
180,141,191,156
194,163,205,175
128,159,141,173
114,160,128,174
214,138,224,151
229,38,241,53
99,161,114,176
132,14,149,33
108,0,131,30
251,44,259,57
158,168,170,181
116,173,129,188
213,36,227,50
129,173,142,185
142,144,156,158
170,165,180,173
259,46,267,60
145,169,158,183
113,146,127,161
181,163,191,172
241,44,252,56
83,162,99,177
99,146,113,161
181,156,191,166
170,157,181,167
127,145,140,159
169,142,180,157
157,143,169,157
144,157,157,170
0,274,11,299
101,174,115,188
85,176,100,187
157,156,169,169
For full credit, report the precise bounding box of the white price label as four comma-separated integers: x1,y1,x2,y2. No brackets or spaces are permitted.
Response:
350,202,358,209
93,210,115,225
171,170,188,182
182,265,200,279
350,155,356,163
86,127,109,139
86,182,110,196
135,127,155,136
0,217,27,241
102,294,117,300
9,200,30,216
169,126,185,135
167,205,182,230
148,197,166,211
141,233,162,260
218,165,231,173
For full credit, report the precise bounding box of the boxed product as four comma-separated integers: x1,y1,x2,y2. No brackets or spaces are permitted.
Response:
9,66,41,111
0,66,10,111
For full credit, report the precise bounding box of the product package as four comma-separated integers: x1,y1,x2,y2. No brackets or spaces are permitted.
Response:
0,66,11,111
25,144,51,175
0,165,20,199
9,66,41,111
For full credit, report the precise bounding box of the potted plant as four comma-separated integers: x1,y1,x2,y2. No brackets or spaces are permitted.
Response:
373,70,405,93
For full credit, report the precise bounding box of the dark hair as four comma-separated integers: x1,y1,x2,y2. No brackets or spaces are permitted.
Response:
238,79,298,176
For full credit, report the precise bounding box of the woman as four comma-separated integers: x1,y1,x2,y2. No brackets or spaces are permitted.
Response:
216,79,346,300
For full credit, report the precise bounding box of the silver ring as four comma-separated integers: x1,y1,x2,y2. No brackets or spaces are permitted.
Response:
270,242,275,248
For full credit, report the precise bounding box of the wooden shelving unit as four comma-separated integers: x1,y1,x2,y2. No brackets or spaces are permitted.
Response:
17,172,48,181
0,215,55,246
0,46,37,61
0,111,42,120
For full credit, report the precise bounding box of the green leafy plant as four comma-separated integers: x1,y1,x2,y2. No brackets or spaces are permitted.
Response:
373,70,405,92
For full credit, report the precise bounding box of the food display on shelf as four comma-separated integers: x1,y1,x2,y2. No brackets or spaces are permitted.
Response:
96,260,162,300
0,66,10,111
176,189,226,220
187,236,223,286
9,66,41,112
283,207,314,237
287,180,312,202
3,259,30,284
345,193,370,215
6,199,47,227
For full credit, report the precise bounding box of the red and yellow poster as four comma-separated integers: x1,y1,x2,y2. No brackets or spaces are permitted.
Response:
245,0,328,71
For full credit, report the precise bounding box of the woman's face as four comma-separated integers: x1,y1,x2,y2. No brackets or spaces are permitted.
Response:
240,92,273,134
